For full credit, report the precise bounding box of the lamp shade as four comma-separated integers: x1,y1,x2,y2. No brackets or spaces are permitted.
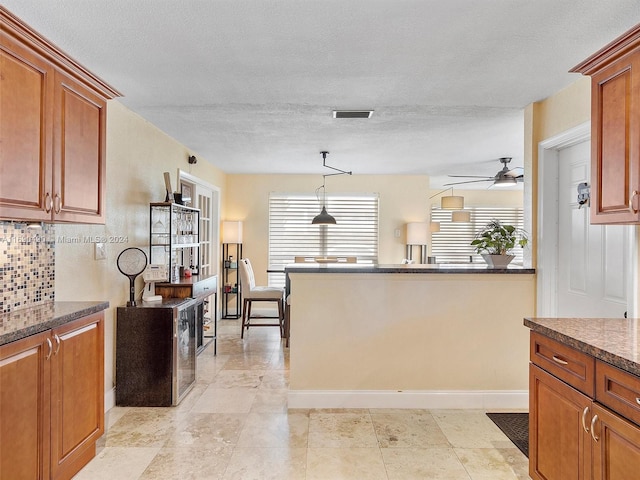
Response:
452,210,471,222
222,221,243,243
441,195,464,210
406,222,429,245
312,206,336,225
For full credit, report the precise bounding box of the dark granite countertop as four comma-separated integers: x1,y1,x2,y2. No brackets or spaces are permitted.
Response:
284,263,535,274
524,317,640,377
0,301,109,346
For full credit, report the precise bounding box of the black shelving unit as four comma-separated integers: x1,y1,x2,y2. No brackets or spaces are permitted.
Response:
221,242,242,318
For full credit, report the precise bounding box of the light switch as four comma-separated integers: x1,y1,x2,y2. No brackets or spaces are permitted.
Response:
94,242,106,260
394,228,401,238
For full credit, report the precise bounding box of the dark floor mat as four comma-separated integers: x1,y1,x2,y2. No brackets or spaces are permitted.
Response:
486,412,529,457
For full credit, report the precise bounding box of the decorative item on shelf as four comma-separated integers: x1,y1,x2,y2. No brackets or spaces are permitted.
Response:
471,219,528,268
429,187,464,210
429,222,441,232
452,210,471,222
312,151,352,225
405,222,429,264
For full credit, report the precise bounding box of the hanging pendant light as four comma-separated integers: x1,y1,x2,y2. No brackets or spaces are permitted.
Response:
312,205,336,224
429,187,464,210
312,151,352,225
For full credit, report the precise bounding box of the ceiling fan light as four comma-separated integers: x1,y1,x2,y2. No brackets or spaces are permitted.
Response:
491,176,518,188
312,206,337,224
441,195,464,210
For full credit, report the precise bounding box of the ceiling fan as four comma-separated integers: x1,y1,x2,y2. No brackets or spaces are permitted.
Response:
444,157,524,188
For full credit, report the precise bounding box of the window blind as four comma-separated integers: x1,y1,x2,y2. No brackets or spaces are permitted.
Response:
431,206,525,264
268,193,379,287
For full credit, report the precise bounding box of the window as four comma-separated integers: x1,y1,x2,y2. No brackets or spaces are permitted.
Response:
268,193,379,287
431,206,525,264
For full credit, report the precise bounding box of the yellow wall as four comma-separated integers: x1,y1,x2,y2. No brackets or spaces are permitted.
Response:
225,174,523,285
289,271,535,407
525,76,592,265
54,100,226,405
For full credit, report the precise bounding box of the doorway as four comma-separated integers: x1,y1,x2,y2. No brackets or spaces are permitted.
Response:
537,123,634,317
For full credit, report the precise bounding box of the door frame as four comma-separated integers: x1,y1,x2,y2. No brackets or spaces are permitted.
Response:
537,122,637,317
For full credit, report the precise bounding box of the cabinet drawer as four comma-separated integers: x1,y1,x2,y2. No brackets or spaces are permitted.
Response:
530,332,595,396
192,275,217,298
596,360,640,427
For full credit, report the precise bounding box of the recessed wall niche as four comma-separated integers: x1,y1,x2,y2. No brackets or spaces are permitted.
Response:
0,222,55,313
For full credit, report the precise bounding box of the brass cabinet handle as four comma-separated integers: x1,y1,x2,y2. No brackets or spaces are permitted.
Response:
54,193,62,214
45,338,53,360
630,190,640,214
590,414,599,442
53,334,61,355
44,193,53,213
582,406,590,433
552,355,569,365
636,397,640,406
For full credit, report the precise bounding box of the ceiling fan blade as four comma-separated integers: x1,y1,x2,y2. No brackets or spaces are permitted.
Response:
504,167,524,177
447,175,494,179
443,179,493,186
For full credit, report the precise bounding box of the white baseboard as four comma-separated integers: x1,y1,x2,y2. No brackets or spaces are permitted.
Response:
105,386,115,412
287,390,528,410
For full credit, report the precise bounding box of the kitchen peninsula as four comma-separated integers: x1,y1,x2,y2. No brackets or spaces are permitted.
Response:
286,263,535,409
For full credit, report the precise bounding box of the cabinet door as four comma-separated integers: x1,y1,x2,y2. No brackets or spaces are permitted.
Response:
590,46,640,224
50,312,104,480
0,32,53,221
592,403,640,480
0,331,51,480
52,70,106,224
530,364,592,480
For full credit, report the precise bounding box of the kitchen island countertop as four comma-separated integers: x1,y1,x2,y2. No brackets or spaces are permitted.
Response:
0,301,109,346
524,317,640,377
284,262,535,274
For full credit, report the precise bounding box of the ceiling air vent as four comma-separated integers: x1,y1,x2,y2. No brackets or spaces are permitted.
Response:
332,110,374,119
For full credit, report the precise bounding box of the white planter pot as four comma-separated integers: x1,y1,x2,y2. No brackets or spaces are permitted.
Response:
481,254,515,268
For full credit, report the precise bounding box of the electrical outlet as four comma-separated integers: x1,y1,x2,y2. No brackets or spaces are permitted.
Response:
394,228,401,238
94,242,106,260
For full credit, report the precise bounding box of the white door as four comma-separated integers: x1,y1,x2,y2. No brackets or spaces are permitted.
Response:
557,140,628,317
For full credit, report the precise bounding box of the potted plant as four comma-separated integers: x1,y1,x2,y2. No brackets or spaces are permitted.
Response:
470,219,528,268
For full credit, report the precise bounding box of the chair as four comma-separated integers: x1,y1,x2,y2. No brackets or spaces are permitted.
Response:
238,258,285,338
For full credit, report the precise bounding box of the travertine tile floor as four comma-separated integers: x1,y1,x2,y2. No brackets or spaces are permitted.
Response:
74,318,530,479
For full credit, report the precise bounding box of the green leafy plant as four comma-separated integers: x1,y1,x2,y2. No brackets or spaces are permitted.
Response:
471,219,528,255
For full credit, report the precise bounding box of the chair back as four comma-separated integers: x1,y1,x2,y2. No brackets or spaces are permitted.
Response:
238,258,256,292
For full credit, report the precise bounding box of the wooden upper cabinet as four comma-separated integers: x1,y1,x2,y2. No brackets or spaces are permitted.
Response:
0,6,120,224
0,30,53,221
571,24,640,224
53,70,107,223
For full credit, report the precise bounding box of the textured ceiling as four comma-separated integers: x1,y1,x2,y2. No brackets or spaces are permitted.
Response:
3,1,639,188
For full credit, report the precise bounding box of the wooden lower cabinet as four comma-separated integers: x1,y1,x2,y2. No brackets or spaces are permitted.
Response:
592,403,640,480
530,339,640,480
530,364,591,480
50,313,104,480
0,331,51,480
0,312,104,480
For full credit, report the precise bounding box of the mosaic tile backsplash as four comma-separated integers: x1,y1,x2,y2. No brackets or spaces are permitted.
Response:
1,223,55,313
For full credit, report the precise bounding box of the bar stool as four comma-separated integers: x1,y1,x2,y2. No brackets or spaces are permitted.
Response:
238,258,285,338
